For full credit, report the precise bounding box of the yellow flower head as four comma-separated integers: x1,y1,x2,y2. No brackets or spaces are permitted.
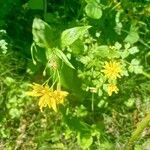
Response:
102,60,122,80
27,83,68,112
107,84,119,96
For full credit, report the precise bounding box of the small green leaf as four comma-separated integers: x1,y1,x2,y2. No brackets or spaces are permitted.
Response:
61,26,91,47
77,132,93,149
108,49,120,58
128,59,143,74
124,98,135,108
55,49,75,69
131,59,140,65
96,46,109,58
4,77,15,86
115,42,122,49
120,50,129,59
85,3,102,19
128,46,139,54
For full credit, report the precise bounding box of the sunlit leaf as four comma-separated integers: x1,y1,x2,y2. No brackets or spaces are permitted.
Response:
61,26,91,47
85,3,102,19
128,46,139,54
77,132,93,149
124,25,139,44
55,49,75,69
96,46,109,57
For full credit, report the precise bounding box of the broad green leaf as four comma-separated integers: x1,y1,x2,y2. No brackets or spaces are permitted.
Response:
32,18,53,48
55,49,75,69
61,26,91,47
70,39,84,55
124,26,139,44
85,3,102,19
28,0,43,10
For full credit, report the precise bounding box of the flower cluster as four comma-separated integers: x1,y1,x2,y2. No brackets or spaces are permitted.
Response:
102,60,123,96
27,83,68,112
107,84,119,96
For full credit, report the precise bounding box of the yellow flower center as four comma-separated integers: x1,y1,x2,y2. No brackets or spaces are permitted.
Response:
102,60,122,80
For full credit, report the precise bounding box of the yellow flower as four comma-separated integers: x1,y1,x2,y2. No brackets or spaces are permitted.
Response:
102,60,122,80
27,83,68,112
107,84,119,96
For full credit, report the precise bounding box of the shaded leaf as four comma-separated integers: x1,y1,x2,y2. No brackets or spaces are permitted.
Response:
28,0,43,10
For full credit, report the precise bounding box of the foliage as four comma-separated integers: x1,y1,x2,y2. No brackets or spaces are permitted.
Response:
0,0,150,149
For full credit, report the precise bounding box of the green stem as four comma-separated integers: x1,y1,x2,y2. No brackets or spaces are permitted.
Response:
43,0,47,19
91,93,94,111
125,113,150,150
142,71,150,79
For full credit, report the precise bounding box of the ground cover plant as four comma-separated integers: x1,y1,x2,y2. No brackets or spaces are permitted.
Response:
0,0,150,149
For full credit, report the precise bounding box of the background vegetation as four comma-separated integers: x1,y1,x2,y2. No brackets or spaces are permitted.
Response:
0,0,150,149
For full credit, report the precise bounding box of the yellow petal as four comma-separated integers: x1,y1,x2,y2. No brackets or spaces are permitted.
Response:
50,98,57,112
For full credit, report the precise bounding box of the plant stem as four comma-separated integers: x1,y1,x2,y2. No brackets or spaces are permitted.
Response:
125,113,150,150
43,0,47,19
142,71,150,79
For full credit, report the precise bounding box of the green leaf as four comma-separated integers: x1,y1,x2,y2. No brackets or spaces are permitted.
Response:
124,98,135,108
85,0,100,3
70,39,84,55
124,26,139,44
128,46,139,54
61,26,91,47
85,3,102,19
120,50,129,59
77,132,93,149
96,46,109,57
28,0,43,10
128,59,143,74
98,142,114,150
108,49,120,58
115,42,122,49
55,49,75,69
32,18,54,49
131,59,140,65
4,77,15,86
